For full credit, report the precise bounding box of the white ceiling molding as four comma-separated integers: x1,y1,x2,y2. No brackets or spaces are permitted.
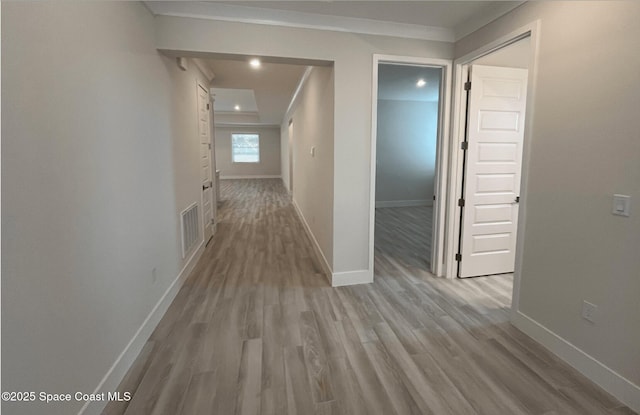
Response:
145,1,455,42
192,58,216,82
285,66,314,122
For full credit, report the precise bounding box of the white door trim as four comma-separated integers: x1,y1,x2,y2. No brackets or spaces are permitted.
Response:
369,54,452,278
445,21,541,316
288,119,294,194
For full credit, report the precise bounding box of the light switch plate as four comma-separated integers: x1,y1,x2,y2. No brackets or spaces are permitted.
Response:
612,194,631,217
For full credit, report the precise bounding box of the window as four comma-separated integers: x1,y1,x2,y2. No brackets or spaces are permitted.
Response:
231,133,260,163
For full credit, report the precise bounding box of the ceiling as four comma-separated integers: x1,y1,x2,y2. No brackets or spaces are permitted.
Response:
212,88,259,113
200,58,307,126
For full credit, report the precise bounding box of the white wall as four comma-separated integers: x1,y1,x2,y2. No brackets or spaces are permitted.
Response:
282,67,335,270
281,68,312,193
473,35,530,68
375,100,438,206
215,126,281,178
154,16,453,277
215,112,260,124
2,3,209,414
456,1,640,409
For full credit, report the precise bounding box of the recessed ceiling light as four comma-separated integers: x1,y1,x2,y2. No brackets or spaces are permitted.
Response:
234,105,240,111
416,79,427,87
249,59,261,68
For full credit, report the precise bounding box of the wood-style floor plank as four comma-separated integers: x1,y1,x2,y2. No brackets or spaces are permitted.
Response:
236,338,263,415
375,206,433,270
103,179,635,415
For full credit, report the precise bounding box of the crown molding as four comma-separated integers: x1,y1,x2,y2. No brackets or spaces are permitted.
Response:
285,66,314,122
145,1,455,42
192,58,216,82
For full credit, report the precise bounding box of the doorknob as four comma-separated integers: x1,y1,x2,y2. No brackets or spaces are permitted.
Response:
513,196,520,204
203,181,212,190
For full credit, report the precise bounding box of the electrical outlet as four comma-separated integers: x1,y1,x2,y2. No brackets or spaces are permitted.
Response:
581,301,597,323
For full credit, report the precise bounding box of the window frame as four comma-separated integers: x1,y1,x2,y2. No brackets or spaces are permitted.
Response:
230,132,261,164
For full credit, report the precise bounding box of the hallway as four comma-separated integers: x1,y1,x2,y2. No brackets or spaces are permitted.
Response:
105,179,633,415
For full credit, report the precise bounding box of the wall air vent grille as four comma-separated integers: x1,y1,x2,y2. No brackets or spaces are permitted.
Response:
181,202,199,258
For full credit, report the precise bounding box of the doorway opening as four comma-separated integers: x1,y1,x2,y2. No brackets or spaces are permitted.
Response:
447,25,539,313
456,37,531,279
370,56,452,279
180,53,336,283
165,50,335,288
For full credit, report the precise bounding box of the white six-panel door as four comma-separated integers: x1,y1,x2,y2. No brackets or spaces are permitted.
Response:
459,65,528,278
198,83,214,244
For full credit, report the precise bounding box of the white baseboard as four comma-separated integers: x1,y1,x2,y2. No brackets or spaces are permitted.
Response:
375,199,432,208
220,175,281,179
332,269,373,287
79,241,206,415
511,311,640,413
291,199,333,284
291,200,374,288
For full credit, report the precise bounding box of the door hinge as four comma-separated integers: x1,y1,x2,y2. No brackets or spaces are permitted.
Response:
461,141,468,150
455,253,462,262
208,143,212,149
458,198,465,207
433,195,436,201
464,81,472,91
206,103,210,110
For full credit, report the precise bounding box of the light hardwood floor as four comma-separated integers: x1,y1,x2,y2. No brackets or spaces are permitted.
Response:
375,205,433,271
104,179,635,415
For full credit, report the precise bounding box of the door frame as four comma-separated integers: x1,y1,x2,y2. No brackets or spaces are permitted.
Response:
369,54,452,278
288,119,294,193
446,21,541,314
